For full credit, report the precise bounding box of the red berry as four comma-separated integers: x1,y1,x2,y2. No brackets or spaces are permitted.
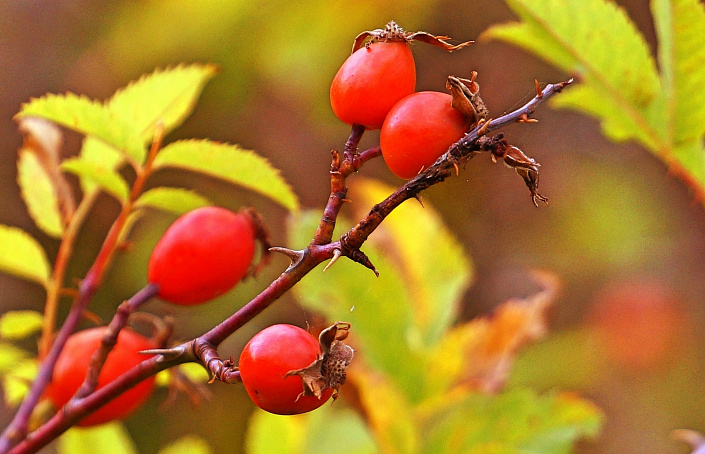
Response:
148,207,256,305
380,91,469,179
45,327,157,426
239,324,335,415
330,41,416,129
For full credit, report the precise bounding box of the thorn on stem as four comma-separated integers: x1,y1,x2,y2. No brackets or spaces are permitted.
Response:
477,119,492,136
534,79,543,98
518,113,538,123
452,162,460,176
323,249,342,272
414,193,425,208
269,246,305,265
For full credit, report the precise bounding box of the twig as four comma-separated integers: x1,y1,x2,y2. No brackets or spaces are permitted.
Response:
3,80,571,453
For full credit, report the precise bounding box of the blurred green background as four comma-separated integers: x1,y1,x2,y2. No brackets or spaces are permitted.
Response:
1,1,704,453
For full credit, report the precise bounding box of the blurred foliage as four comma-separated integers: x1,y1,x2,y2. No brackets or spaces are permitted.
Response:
285,179,601,454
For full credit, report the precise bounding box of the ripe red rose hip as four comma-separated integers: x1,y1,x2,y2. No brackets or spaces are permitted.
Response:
381,91,469,179
239,323,354,415
148,206,256,305
330,40,416,130
45,327,157,426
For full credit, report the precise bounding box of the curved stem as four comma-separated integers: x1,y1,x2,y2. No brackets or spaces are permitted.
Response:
0,125,166,453
2,80,571,454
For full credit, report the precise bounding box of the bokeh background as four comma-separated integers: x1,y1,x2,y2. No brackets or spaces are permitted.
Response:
2,1,704,453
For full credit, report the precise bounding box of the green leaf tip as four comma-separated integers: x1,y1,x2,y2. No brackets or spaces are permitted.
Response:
16,92,146,164
153,139,299,212
108,63,219,144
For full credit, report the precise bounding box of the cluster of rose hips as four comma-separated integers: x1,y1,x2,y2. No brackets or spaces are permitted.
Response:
47,205,350,422
46,21,478,426
331,21,486,179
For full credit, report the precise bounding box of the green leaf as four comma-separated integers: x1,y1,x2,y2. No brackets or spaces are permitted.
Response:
78,137,127,194
158,436,212,454
153,139,299,212
0,225,52,287
245,405,377,454
109,64,218,144
61,157,130,203
17,149,64,238
353,369,419,454
652,0,705,144
246,410,306,454
58,423,137,454
288,210,425,401
16,93,145,164
349,178,472,348
1,358,38,407
0,342,30,374
423,388,602,454
483,0,663,150
135,187,211,215
0,310,44,340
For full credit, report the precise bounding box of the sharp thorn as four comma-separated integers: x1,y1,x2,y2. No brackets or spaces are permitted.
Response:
323,249,342,272
477,119,492,136
453,162,460,176
535,79,543,98
414,193,425,208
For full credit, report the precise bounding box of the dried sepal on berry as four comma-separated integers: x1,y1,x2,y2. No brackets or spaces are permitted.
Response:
352,20,473,53
285,322,354,401
446,72,489,126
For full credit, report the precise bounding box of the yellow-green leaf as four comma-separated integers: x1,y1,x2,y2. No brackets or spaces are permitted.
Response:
288,210,424,401
16,93,145,163
246,410,306,454
62,157,130,203
0,310,44,340
1,358,38,407
351,368,419,454
158,436,212,454
0,225,52,287
78,137,126,194
0,342,30,374
423,388,602,454
483,0,663,149
58,423,138,454
17,149,64,238
153,139,299,212
349,178,472,348
135,187,211,215
109,64,218,144
652,0,705,144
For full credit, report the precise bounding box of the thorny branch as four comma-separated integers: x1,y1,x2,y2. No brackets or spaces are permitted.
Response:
3,78,572,454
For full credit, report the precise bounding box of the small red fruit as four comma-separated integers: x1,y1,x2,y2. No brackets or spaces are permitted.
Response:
381,91,469,179
46,327,157,426
239,324,340,415
148,206,256,305
330,40,416,129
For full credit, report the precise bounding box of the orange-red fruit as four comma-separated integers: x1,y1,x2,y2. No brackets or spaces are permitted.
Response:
381,91,468,179
239,324,335,415
46,327,157,426
330,41,416,129
148,207,256,305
